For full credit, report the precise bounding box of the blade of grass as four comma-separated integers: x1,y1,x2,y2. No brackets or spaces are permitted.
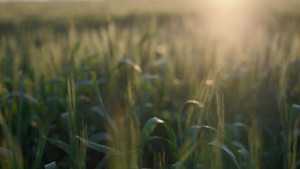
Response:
33,116,50,169
177,143,198,166
89,132,112,142
76,136,120,155
118,58,142,74
44,136,73,160
67,77,79,169
189,125,218,143
288,118,299,169
9,92,39,105
143,136,172,146
91,72,117,132
0,109,23,169
44,161,58,169
91,106,105,118
238,148,250,167
77,124,88,169
94,155,110,169
75,78,106,89
175,125,217,168
67,77,77,138
177,100,204,140
208,140,241,169
290,104,300,130
70,41,81,74
140,117,178,161
171,162,184,169
248,121,261,169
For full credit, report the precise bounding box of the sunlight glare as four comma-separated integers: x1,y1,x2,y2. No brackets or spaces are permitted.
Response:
205,0,257,46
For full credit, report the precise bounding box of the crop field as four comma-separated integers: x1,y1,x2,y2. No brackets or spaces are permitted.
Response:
0,1,300,169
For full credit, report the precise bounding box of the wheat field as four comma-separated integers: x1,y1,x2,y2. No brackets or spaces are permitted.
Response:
0,1,300,169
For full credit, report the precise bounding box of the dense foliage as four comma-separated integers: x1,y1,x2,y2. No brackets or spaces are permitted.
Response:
0,1,300,169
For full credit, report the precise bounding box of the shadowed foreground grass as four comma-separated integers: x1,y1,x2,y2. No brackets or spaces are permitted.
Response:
0,1,300,169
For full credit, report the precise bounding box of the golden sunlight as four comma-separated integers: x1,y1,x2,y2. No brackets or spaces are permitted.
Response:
204,0,257,46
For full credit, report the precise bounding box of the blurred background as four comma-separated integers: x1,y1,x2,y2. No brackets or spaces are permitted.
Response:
0,0,300,169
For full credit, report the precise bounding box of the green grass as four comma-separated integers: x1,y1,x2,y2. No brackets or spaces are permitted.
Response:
0,1,300,169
